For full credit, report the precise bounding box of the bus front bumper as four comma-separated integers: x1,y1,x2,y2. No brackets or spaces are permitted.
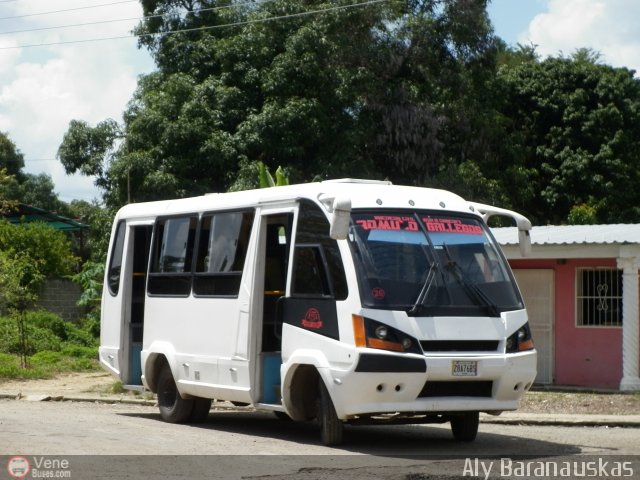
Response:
325,350,537,419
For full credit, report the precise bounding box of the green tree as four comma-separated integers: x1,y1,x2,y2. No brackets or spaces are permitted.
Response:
0,132,25,178
66,200,115,263
0,168,19,214
0,220,78,279
0,251,46,368
19,174,66,213
57,119,121,194
494,48,640,223
59,0,500,207
1,132,67,214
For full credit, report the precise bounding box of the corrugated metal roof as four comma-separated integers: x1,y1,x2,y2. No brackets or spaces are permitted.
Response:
491,224,640,246
3,204,88,231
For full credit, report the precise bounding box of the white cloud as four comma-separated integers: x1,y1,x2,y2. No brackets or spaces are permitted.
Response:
521,0,640,73
0,0,155,202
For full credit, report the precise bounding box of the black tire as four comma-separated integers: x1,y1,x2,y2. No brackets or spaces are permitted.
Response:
157,364,194,423
317,379,343,446
450,411,479,442
190,397,212,423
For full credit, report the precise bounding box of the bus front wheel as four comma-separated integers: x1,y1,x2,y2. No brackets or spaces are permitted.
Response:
317,379,343,446
157,364,194,423
450,411,479,442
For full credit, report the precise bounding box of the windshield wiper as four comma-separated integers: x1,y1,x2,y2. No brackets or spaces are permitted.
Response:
442,243,501,318
408,262,438,316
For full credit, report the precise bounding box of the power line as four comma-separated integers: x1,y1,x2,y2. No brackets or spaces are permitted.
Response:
0,0,274,36
0,0,388,50
0,0,139,21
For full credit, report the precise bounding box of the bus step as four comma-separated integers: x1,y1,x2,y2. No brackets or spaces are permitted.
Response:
123,384,147,392
255,403,285,412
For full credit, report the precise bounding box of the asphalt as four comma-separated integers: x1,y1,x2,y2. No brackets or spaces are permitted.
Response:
1,389,639,428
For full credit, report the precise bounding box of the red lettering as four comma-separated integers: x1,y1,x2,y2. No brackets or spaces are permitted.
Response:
423,218,483,235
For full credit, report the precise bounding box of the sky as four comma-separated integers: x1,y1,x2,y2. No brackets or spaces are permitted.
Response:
1,0,640,205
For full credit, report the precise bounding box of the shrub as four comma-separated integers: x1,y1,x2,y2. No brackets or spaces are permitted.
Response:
26,310,98,348
0,314,62,355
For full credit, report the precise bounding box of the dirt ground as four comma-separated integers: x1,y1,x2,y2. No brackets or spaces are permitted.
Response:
1,371,639,415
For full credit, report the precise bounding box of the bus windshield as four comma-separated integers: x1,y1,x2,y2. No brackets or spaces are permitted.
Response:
349,211,523,316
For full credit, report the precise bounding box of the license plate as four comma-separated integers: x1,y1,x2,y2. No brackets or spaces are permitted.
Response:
452,360,478,377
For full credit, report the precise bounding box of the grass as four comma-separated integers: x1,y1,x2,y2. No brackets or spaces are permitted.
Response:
0,350,100,380
0,310,100,380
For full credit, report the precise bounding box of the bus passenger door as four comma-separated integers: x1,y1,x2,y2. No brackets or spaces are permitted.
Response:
100,222,152,386
255,211,294,405
126,225,152,386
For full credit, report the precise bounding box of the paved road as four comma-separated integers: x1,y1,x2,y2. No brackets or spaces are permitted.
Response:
1,400,638,479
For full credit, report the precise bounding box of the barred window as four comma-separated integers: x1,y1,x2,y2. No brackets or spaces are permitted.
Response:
576,268,622,327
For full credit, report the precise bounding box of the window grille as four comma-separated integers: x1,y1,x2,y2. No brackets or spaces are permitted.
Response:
576,268,622,327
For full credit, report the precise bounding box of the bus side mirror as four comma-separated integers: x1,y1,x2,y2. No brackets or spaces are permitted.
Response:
329,197,351,240
518,228,532,257
468,202,533,257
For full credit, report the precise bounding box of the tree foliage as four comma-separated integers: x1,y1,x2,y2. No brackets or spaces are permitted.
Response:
493,48,640,224
0,132,25,178
56,2,640,226
60,0,499,207
0,220,78,279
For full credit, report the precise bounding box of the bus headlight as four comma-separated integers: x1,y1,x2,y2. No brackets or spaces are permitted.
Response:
506,323,535,353
353,315,422,354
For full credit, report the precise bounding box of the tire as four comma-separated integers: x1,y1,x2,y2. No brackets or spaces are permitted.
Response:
157,364,194,423
190,397,212,423
317,379,343,446
450,411,479,442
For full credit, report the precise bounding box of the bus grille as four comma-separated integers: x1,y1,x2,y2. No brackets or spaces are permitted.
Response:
420,340,499,352
418,381,493,398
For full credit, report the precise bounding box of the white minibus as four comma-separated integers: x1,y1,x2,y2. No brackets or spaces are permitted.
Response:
99,179,536,445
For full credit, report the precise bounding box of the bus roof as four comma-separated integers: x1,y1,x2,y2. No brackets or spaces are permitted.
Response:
114,179,475,221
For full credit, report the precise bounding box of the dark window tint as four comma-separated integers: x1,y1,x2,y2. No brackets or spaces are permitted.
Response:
148,216,197,296
292,200,348,300
292,245,332,296
194,211,254,297
107,221,126,296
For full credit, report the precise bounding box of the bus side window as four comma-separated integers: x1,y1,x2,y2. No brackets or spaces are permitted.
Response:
292,245,331,296
293,200,348,300
193,210,254,297
148,216,197,296
107,221,126,296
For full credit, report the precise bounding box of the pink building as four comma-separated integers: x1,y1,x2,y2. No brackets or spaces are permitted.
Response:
493,225,640,391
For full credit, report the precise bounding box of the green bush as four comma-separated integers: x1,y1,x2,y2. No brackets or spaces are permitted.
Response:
26,310,98,347
61,344,97,359
29,350,63,366
27,310,69,340
0,314,62,355
0,310,99,356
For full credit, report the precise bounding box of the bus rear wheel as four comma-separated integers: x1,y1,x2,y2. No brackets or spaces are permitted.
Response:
317,379,343,446
450,411,479,442
157,364,194,423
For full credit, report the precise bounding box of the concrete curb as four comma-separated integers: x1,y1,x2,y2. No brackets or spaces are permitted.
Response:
2,392,639,427
0,392,157,406
480,412,640,428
